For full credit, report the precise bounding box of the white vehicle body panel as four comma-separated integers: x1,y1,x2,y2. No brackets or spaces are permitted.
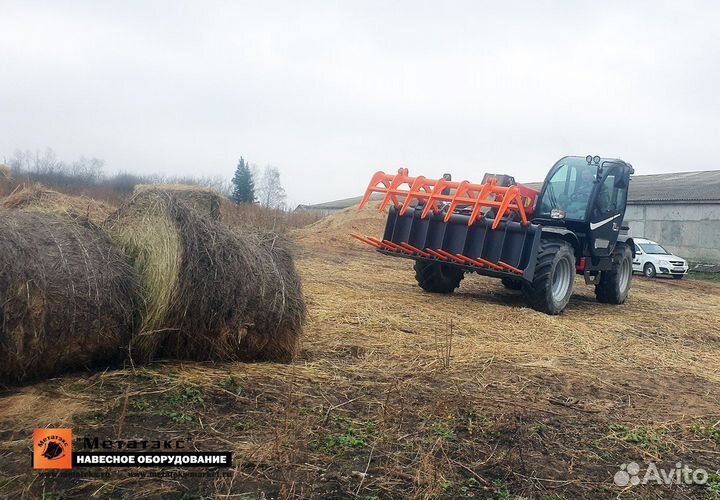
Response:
631,237,688,278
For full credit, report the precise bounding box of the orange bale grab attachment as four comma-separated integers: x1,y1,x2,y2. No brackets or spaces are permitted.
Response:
359,168,538,230
349,233,524,275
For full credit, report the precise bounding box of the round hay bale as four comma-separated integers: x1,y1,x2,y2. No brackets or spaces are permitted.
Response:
0,211,137,383
133,184,222,220
105,190,306,363
246,231,306,361
1,184,114,225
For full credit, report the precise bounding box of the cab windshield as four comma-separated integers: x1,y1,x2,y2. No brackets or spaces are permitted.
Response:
538,158,598,221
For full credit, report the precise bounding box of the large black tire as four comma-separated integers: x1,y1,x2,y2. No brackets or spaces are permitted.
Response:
501,277,523,290
414,261,464,293
643,262,656,278
595,243,633,304
523,239,576,315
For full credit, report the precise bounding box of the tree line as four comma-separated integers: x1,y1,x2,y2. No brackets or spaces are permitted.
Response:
4,148,288,209
230,157,286,209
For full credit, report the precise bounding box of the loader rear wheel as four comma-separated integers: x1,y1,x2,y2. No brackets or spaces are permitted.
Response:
414,261,464,293
523,239,575,315
501,277,523,290
595,243,632,304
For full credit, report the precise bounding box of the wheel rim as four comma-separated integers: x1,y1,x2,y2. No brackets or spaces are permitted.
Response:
551,257,572,301
619,257,631,291
644,265,653,277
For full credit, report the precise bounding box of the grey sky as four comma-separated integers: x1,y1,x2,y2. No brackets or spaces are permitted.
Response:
1,1,719,206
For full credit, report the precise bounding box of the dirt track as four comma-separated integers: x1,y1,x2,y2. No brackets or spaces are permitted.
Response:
1,239,720,499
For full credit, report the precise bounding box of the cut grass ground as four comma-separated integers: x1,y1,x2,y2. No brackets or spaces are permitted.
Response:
1,244,720,499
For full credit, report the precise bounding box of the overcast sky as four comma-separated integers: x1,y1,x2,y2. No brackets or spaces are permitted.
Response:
1,1,719,206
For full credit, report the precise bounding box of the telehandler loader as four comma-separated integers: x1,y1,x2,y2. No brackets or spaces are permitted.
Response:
352,155,635,314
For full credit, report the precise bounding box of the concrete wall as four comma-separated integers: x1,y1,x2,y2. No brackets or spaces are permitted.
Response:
623,203,720,264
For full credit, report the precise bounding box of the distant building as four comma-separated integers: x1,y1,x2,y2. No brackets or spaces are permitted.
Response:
299,170,720,264
294,195,367,216
621,171,720,265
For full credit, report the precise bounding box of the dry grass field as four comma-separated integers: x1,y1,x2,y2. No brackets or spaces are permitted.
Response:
2,207,720,499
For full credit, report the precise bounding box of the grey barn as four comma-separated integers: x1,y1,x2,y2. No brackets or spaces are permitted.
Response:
298,170,720,264
621,171,720,265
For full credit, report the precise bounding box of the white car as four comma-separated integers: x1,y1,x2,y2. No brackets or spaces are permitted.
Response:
632,237,688,279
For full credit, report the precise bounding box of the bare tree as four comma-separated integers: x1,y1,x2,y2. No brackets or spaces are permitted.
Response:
257,165,287,209
7,149,33,172
70,157,104,184
33,147,63,174
8,147,65,175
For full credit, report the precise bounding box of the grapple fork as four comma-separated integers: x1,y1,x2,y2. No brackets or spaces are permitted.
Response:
353,168,542,282
359,168,537,228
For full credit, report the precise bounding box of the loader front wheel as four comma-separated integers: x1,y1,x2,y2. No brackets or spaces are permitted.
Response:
595,243,632,304
523,239,575,315
414,261,464,294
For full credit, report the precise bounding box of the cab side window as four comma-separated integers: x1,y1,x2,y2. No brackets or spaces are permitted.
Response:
595,168,628,217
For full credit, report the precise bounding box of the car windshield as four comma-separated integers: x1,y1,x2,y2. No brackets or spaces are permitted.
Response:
639,243,670,255
538,157,598,221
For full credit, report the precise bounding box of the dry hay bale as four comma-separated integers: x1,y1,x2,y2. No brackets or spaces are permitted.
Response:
1,184,114,225
292,201,386,249
133,184,222,220
105,190,306,363
0,211,137,383
243,231,306,360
